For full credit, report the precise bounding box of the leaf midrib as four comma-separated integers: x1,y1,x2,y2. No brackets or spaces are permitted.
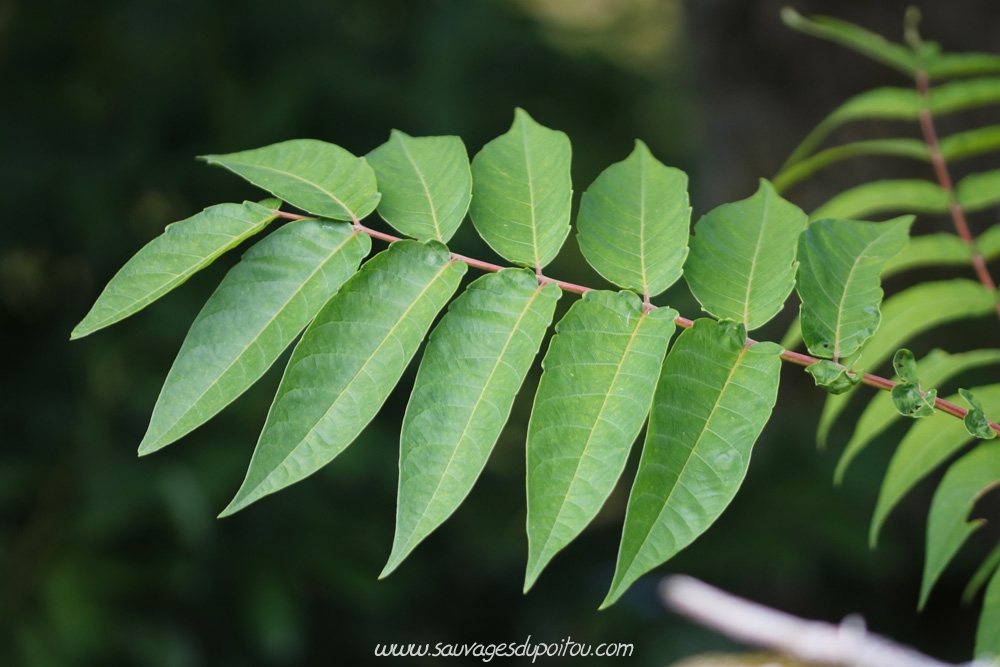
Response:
520,120,541,269
397,136,442,241
742,188,772,327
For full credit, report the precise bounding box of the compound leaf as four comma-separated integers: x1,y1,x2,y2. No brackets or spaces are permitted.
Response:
870,384,1000,547
797,217,911,360
685,180,807,330
602,319,781,608
138,221,371,455
202,139,380,221
836,349,1000,484
810,180,948,221
220,240,466,516
383,269,560,577
525,292,677,591
71,201,278,339
576,140,690,297
817,279,997,448
366,131,472,243
920,440,1000,609
469,108,572,269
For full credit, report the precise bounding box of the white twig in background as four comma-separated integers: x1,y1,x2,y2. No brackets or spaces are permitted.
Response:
659,576,990,667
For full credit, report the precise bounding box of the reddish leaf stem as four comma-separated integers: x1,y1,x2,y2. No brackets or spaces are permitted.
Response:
274,209,1000,436
914,70,1000,319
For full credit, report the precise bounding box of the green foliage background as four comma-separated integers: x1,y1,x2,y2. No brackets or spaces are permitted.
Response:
3,0,1000,664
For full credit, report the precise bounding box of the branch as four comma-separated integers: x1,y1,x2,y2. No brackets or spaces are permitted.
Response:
659,576,988,667
273,209,1000,437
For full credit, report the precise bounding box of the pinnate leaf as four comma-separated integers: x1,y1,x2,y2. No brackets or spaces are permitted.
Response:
602,319,781,607
138,220,371,454
383,269,560,577
525,291,677,591
220,241,466,516
920,440,1000,609
576,140,690,297
870,384,1000,547
685,180,807,330
366,131,472,243
469,108,572,269
796,217,911,360
202,139,380,221
71,201,278,339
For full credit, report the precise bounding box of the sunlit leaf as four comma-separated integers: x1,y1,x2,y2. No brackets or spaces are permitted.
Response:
383,269,560,577
870,384,1000,547
940,125,1000,162
366,131,472,243
576,140,690,297
817,279,996,448
469,108,572,269
220,241,466,516
957,168,1000,212
796,217,911,360
774,139,928,193
139,220,371,454
836,349,1000,484
525,291,677,591
201,139,380,221
71,201,278,339
602,319,781,608
810,180,948,221
920,440,1000,609
685,180,807,330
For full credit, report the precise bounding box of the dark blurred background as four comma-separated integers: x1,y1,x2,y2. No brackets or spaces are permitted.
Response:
3,0,1000,664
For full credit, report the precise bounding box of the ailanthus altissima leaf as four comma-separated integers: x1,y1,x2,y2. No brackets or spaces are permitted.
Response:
835,349,1000,484
870,384,1000,547
201,139,380,221
382,270,560,577
773,139,929,193
809,180,948,221
816,279,997,448
920,440,1000,609
602,319,781,608
576,140,690,297
796,217,911,360
469,108,572,269
220,241,466,516
978,565,1000,659
525,291,677,591
366,131,472,243
71,201,278,340
138,221,371,455
685,180,807,330
957,168,1000,212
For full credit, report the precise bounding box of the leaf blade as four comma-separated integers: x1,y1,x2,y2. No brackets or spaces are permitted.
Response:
685,179,808,330
525,291,677,591
366,131,472,243
576,140,690,296
71,201,278,339
810,180,948,221
202,139,380,221
138,220,371,454
220,240,466,516
469,108,572,269
602,320,781,607
383,269,560,577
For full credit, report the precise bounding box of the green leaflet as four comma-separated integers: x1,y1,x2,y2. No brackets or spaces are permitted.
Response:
805,360,861,395
810,180,948,221
961,389,998,440
883,233,969,276
138,221,371,455
201,139,380,221
929,53,1000,80
920,440,1000,610
835,349,1000,484
525,292,677,591
979,565,1000,659
602,319,781,608
71,201,278,340
773,139,929,193
383,270,560,577
957,168,1000,212
576,140,690,297
796,217,911,360
220,241,466,516
940,125,1000,162
890,382,937,419
870,384,1000,547
816,279,997,448
965,540,1000,605
366,131,472,243
685,180,807,331
469,108,572,269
